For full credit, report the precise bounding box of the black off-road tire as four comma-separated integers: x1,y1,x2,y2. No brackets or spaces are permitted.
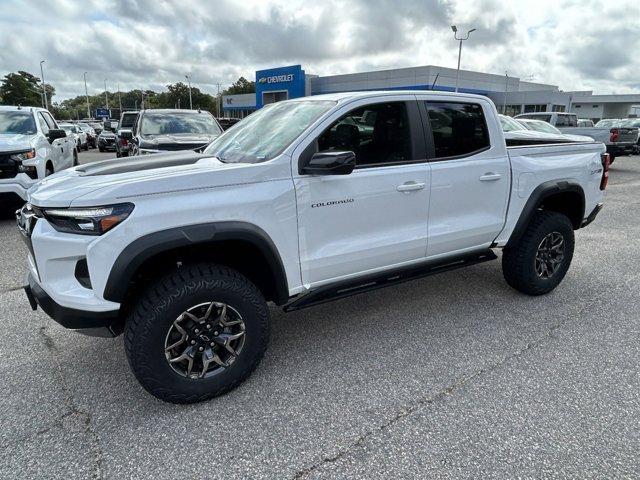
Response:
502,211,575,296
124,263,270,403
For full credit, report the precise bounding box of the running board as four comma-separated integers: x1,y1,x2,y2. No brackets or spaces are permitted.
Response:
284,249,498,312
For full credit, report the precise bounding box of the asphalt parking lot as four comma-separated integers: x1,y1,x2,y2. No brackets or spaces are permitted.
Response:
1,154,638,479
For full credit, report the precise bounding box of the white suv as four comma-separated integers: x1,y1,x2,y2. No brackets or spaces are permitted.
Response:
0,106,76,205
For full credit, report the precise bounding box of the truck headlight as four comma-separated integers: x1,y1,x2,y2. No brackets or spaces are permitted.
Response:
42,203,134,235
10,149,36,161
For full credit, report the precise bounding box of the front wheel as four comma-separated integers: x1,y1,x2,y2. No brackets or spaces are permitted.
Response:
124,264,270,403
72,149,78,166
502,211,575,296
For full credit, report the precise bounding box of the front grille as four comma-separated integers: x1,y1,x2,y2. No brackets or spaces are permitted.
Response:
156,143,207,151
0,153,19,179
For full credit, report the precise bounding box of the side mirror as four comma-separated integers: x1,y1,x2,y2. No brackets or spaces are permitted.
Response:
302,151,356,176
120,130,133,140
47,129,67,143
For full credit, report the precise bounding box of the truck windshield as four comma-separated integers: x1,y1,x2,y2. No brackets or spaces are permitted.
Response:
0,111,36,135
140,111,222,136
204,100,336,164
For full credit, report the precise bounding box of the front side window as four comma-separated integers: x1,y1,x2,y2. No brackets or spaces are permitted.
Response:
317,102,412,166
426,102,490,159
120,113,137,128
0,110,36,135
37,113,50,134
204,100,335,164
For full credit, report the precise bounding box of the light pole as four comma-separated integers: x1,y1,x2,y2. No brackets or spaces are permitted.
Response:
118,83,122,113
185,75,193,109
104,78,109,112
451,25,476,92
39,60,48,110
216,82,221,118
83,72,90,118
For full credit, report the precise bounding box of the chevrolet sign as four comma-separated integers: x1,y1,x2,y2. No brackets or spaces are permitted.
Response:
258,74,294,84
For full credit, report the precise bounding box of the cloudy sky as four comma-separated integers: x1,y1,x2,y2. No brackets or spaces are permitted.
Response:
1,0,638,100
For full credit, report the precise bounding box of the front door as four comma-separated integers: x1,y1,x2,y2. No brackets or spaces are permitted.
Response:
294,98,431,287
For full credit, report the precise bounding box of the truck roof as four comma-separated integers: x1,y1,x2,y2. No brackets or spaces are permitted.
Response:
294,90,491,103
0,105,46,112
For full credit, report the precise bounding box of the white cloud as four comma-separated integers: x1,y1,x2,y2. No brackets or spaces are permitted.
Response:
1,0,638,100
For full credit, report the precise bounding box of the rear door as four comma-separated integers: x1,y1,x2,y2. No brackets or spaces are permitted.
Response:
293,96,431,287
420,99,510,258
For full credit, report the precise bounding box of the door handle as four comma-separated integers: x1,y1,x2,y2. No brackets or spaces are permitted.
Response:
397,181,426,192
479,173,502,182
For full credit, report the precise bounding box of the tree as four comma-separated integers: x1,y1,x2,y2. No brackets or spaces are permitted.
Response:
0,71,54,107
222,77,255,95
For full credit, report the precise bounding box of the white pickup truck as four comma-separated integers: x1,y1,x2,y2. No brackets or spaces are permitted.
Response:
0,105,76,207
515,111,637,161
19,91,609,403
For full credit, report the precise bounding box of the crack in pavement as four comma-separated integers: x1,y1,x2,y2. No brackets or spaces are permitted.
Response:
38,325,106,480
291,285,611,479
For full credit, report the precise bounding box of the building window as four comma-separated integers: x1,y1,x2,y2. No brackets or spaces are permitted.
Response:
263,91,288,105
523,104,547,113
552,105,566,112
593,105,599,108
575,105,581,108
504,105,522,116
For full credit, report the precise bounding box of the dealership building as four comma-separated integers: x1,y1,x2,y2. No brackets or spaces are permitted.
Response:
222,64,640,122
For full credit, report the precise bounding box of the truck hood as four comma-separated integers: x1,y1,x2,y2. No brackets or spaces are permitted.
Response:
0,133,34,152
27,151,288,207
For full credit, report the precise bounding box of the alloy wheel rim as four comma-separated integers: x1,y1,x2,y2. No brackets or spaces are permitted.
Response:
535,231,565,279
164,302,246,379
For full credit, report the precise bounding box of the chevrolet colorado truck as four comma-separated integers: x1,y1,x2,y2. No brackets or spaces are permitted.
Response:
18,91,609,403
1,105,75,207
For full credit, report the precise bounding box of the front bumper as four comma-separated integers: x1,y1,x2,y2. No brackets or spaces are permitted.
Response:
0,173,37,201
25,273,123,337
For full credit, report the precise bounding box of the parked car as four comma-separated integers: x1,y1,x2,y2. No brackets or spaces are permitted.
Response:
129,109,222,156
516,118,594,142
115,111,139,158
619,118,640,153
89,122,104,136
516,112,637,161
216,117,241,130
21,91,609,403
59,123,88,151
578,119,594,127
77,123,97,149
498,115,593,145
0,105,75,206
97,128,117,152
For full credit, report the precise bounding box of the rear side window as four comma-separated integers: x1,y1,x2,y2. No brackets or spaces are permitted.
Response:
426,102,489,159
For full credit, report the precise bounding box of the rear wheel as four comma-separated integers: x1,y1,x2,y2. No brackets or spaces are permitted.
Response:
502,211,574,296
124,263,270,403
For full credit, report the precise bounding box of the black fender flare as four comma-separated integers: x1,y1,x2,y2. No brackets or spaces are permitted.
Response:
506,180,585,248
103,221,289,304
